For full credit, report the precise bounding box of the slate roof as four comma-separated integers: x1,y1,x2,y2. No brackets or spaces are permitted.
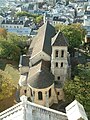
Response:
31,22,56,57
27,60,54,89
52,31,69,46
24,20,31,27
53,17,66,22
19,55,29,67
2,20,23,25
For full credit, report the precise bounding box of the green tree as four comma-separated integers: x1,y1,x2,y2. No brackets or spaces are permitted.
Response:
16,11,38,18
34,15,43,24
0,41,21,61
63,64,90,117
55,23,86,50
0,33,27,62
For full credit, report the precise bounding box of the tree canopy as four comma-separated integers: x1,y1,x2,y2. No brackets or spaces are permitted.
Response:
63,64,90,117
55,23,86,48
0,33,27,62
0,70,15,100
16,11,43,24
0,28,7,38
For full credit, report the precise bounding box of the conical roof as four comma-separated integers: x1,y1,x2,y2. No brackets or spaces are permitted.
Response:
52,31,68,46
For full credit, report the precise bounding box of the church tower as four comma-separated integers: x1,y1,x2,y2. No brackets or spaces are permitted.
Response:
51,31,69,85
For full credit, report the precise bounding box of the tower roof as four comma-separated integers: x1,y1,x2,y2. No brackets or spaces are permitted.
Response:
52,31,69,46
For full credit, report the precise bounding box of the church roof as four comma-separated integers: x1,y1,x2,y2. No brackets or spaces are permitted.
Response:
52,31,68,46
19,55,29,67
31,22,56,57
27,60,54,89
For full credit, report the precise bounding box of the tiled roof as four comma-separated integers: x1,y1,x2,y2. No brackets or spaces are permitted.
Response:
31,22,56,57
52,31,68,46
20,55,29,67
27,60,54,89
2,20,23,25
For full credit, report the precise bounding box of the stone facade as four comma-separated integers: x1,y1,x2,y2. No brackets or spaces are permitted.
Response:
18,22,71,107
0,96,88,120
0,96,67,120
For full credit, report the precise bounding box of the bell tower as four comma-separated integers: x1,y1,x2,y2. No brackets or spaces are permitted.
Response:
51,31,69,85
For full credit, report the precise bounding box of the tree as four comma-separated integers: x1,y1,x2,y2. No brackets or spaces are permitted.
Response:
0,33,27,62
16,11,43,24
55,24,86,56
63,64,90,117
0,41,21,61
34,15,43,24
0,70,15,100
0,28,7,38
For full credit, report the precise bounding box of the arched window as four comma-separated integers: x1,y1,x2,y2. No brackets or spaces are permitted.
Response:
49,89,51,98
24,90,27,95
61,50,64,57
55,50,59,57
57,76,60,80
30,88,32,96
38,91,43,100
56,62,58,67
61,62,63,67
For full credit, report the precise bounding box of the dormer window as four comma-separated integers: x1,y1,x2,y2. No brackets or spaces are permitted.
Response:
61,50,64,57
55,50,59,57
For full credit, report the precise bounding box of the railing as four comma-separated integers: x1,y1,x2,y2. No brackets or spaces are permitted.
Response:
0,100,67,120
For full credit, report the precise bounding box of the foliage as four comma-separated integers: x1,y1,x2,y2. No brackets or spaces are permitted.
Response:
34,15,43,24
63,64,90,116
0,33,27,62
0,28,7,38
55,23,86,48
16,11,43,24
0,70,15,100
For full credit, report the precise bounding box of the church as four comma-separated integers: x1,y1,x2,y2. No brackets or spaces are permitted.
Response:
0,22,88,120
18,21,71,107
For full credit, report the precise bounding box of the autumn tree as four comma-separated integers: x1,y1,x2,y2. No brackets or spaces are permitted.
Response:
0,70,15,100
0,28,7,38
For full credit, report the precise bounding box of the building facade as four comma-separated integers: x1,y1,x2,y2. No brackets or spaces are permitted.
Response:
0,96,88,120
18,22,71,107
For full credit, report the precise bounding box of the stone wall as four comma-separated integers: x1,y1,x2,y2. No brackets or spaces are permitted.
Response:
0,97,67,120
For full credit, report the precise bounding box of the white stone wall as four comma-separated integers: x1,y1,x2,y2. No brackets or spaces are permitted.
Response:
1,24,24,29
0,99,67,120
